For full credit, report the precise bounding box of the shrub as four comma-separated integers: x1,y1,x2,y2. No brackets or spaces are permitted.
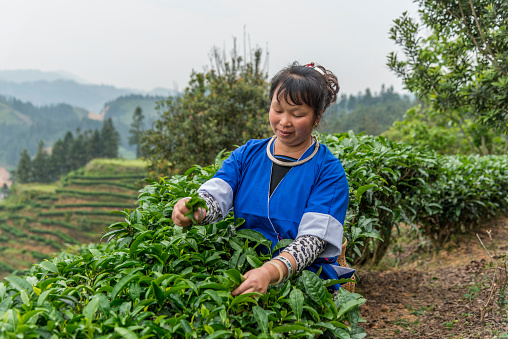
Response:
0,164,365,338
0,224,26,238
320,132,438,265
411,154,508,245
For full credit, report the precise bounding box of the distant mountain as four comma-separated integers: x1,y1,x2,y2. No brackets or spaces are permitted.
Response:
0,69,177,113
0,69,87,84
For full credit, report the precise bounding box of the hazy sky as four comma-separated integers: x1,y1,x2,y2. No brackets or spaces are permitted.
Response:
0,0,420,96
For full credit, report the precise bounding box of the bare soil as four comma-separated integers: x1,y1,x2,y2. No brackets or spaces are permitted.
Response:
357,216,508,338
0,167,11,187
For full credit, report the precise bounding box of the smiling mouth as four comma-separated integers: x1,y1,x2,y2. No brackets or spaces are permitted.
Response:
278,130,292,136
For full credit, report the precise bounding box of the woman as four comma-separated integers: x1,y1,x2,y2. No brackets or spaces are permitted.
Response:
172,62,353,295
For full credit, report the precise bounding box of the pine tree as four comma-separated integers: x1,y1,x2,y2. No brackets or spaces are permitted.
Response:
62,131,74,173
87,129,103,159
100,118,120,158
128,106,145,158
32,140,50,182
69,132,87,170
49,139,66,180
16,149,32,183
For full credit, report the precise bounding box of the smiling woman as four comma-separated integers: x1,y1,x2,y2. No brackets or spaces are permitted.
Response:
172,61,354,296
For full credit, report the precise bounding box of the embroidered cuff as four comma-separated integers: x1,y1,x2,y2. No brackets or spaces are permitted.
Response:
282,235,326,273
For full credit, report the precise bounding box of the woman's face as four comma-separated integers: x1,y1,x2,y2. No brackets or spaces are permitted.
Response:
269,92,318,151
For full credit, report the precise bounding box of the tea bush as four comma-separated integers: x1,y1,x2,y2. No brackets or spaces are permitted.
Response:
320,132,438,265
409,154,508,245
0,163,366,338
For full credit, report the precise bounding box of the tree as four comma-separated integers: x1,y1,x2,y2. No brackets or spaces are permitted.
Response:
142,42,271,176
16,149,32,184
87,129,103,160
100,118,120,158
32,140,50,182
128,106,145,158
387,0,508,137
69,132,87,170
382,105,506,155
0,184,9,199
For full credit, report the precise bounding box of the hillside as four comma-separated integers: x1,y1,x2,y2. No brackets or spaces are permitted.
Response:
0,158,147,278
0,94,166,167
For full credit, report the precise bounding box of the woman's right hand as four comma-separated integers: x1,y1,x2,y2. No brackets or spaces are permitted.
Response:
171,198,206,227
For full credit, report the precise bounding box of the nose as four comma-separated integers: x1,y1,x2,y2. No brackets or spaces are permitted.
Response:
280,113,292,127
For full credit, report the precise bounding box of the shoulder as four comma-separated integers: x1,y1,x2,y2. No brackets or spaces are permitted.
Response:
316,143,345,174
231,138,271,159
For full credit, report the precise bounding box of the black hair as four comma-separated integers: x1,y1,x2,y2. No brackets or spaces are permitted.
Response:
269,62,339,123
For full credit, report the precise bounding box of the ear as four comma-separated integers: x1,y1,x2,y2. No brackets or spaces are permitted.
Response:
314,110,323,126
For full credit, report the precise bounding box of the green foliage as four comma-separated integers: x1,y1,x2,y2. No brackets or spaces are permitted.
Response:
67,180,138,190
0,95,98,167
101,118,121,159
320,132,439,265
128,106,145,158
0,224,27,238
410,154,508,245
28,228,78,244
142,43,271,176
39,219,77,230
54,202,137,209
15,149,32,184
14,119,122,184
383,106,507,155
387,0,508,130
55,189,134,200
324,85,414,135
0,165,366,338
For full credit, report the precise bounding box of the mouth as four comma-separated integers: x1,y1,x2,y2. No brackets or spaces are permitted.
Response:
278,130,292,137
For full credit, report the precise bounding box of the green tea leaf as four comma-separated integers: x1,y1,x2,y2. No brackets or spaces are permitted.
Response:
83,296,100,321
229,293,259,308
151,281,165,305
337,298,367,319
289,288,304,321
5,276,32,293
356,184,377,201
115,327,139,339
272,239,293,253
39,261,58,274
223,269,245,286
302,270,328,306
111,274,140,300
251,305,269,334
207,330,233,339
236,229,269,245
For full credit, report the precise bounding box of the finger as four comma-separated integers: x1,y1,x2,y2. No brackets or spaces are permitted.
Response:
193,207,206,223
172,199,192,227
231,279,252,296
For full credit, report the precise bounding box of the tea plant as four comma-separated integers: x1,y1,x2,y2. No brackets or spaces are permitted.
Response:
0,163,366,338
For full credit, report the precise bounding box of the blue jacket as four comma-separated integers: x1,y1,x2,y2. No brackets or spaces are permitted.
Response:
199,138,353,289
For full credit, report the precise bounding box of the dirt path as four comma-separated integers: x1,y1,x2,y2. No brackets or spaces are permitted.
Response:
357,216,508,338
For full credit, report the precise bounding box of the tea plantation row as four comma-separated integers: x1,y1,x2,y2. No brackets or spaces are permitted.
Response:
0,160,145,278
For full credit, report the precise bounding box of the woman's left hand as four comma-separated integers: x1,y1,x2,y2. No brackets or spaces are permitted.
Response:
231,266,272,296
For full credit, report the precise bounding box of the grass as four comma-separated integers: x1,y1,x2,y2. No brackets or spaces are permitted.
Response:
16,183,58,193
84,158,147,175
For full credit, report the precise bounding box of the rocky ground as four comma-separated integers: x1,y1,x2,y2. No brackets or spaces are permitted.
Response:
356,216,508,338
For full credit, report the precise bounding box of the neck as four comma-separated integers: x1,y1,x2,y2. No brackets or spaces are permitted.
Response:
274,136,314,159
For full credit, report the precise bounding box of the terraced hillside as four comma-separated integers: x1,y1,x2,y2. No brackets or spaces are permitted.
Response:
0,159,146,277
